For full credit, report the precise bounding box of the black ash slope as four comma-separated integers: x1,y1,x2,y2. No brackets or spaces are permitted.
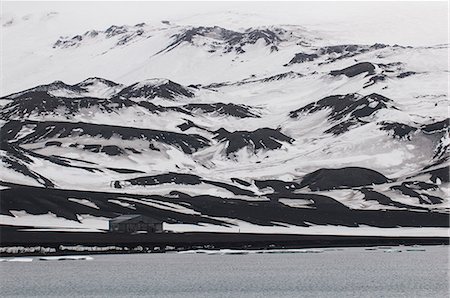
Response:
2,119,209,154
1,183,448,229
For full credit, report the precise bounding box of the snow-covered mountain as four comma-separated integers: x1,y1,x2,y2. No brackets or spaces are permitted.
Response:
0,10,448,236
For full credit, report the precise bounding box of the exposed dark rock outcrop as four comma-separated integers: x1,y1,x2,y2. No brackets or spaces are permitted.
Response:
284,53,318,65
290,93,394,135
359,188,428,210
0,91,130,119
113,172,256,197
421,119,449,134
160,26,284,54
255,180,300,194
379,122,417,140
2,183,447,228
2,120,210,154
261,71,303,82
397,71,417,78
53,24,145,48
116,79,194,100
290,93,392,121
424,166,450,183
330,62,376,77
3,81,85,100
299,167,390,191
182,103,260,118
390,183,443,205
213,128,294,155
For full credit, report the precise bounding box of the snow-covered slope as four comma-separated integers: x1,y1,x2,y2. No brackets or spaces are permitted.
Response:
0,9,448,236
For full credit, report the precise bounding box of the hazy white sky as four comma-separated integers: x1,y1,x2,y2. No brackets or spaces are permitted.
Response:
2,1,449,46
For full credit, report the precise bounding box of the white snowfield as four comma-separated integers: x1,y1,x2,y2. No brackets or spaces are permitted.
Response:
0,7,448,236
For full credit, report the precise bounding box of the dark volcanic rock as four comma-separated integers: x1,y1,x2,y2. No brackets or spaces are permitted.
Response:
359,188,427,210
3,120,210,154
202,180,255,196
117,79,194,100
261,71,303,82
231,178,252,187
45,141,62,147
2,82,83,100
330,62,376,78
53,24,146,49
75,77,120,89
424,166,450,183
324,119,362,135
2,78,120,100
284,53,318,65
397,71,417,78
107,168,145,174
391,183,443,205
379,122,417,140
421,119,449,134
290,93,393,122
0,91,133,120
161,26,284,54
105,25,128,38
1,143,55,188
101,145,125,156
213,128,294,155
255,180,301,194
114,173,255,196
319,44,362,54
433,136,449,159
300,167,390,191
317,44,388,64
182,103,260,118
1,182,448,229
177,120,204,132
364,74,387,88
117,172,203,187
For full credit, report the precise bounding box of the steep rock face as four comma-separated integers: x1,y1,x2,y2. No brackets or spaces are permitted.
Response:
299,167,391,191
213,128,294,155
116,79,194,100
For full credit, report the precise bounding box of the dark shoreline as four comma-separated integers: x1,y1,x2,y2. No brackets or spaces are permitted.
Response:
1,226,448,257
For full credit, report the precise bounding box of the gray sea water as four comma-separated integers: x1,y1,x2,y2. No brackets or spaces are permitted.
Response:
1,246,449,297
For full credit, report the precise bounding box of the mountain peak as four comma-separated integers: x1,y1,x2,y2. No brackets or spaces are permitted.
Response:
117,78,194,100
